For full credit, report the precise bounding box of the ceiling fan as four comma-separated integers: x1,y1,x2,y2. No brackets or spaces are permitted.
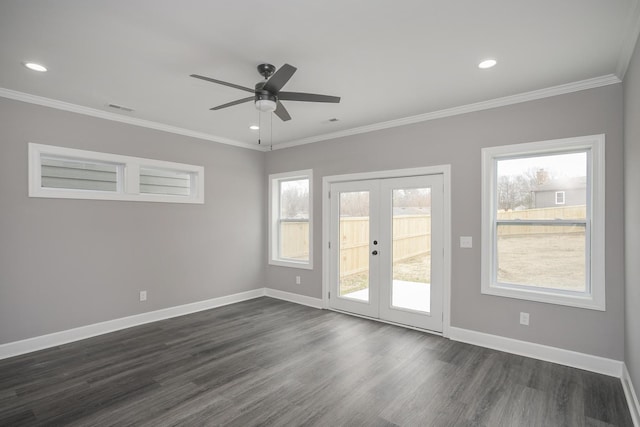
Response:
190,63,340,122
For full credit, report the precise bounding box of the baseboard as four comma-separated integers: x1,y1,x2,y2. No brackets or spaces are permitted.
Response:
448,326,623,378
264,288,323,309
623,364,640,427
0,288,266,360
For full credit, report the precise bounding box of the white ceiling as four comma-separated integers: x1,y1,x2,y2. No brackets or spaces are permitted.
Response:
0,1,638,150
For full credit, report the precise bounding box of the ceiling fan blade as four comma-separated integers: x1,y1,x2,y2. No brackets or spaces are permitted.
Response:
263,64,297,93
274,101,292,121
278,92,341,103
190,74,254,93
210,96,254,110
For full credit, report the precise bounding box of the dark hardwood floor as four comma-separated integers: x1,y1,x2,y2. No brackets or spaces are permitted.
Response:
0,297,633,426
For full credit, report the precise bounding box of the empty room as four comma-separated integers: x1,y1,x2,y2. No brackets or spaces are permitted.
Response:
1,1,639,426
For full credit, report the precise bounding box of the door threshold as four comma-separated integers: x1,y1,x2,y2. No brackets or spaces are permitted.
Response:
327,308,443,337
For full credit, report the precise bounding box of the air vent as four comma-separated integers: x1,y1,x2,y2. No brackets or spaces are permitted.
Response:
107,103,134,112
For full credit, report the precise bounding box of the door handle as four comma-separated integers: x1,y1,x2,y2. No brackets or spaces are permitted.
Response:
372,250,378,255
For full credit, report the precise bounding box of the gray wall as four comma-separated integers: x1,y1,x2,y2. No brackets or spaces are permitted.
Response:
265,84,625,360
0,98,265,344
0,80,628,364
624,33,640,395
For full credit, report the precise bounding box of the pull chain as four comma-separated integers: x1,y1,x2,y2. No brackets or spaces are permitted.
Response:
258,110,261,145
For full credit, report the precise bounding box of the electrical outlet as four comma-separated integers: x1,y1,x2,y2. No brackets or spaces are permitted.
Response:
296,276,301,285
520,312,529,326
139,290,147,302
460,236,473,248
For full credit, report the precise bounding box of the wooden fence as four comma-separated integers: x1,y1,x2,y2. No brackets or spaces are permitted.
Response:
280,206,585,275
337,215,431,276
280,222,310,260
497,205,586,237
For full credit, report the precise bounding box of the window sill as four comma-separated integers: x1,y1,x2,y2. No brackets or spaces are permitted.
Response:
269,259,313,270
481,283,605,311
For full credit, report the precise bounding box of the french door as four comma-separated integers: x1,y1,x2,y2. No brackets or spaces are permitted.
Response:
328,175,444,332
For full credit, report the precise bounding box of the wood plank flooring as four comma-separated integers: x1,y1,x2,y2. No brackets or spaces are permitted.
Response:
0,297,633,426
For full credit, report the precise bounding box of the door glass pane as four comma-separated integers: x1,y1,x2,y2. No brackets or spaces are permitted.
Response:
339,191,370,301
391,187,431,313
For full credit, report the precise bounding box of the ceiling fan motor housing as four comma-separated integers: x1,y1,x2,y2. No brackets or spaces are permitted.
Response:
254,83,278,112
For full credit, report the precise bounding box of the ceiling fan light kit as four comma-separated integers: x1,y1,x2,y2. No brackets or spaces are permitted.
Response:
255,97,277,113
190,63,340,122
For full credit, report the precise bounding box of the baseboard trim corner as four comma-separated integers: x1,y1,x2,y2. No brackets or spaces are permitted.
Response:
264,288,323,309
0,288,266,360
623,363,640,427
448,326,623,378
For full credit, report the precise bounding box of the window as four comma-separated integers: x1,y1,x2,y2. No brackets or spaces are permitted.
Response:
269,170,312,269
41,156,120,192
29,143,204,203
481,135,605,310
139,167,193,196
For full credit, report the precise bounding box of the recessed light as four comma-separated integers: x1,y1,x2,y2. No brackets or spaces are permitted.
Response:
23,62,47,72
478,59,497,69
249,125,259,130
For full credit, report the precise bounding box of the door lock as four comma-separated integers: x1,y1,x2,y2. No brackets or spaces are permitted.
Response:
372,250,378,255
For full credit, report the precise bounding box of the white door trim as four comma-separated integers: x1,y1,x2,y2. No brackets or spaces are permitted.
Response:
322,165,452,337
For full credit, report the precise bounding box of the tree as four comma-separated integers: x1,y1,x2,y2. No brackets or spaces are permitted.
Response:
281,181,309,218
497,168,540,211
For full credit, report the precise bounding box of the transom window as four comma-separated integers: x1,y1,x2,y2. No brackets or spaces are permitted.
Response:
29,143,204,203
481,135,605,310
269,170,313,269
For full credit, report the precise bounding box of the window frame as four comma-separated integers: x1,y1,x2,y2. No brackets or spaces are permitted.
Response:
555,191,566,205
480,135,605,311
28,143,204,204
268,169,313,270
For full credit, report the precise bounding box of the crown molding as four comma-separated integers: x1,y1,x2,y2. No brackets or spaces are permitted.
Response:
1,74,621,154
616,0,640,79
0,88,266,152
272,74,622,150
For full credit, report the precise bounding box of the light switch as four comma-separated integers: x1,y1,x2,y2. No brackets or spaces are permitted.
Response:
460,236,473,248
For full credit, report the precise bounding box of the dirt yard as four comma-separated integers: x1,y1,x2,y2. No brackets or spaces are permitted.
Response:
339,254,430,295
339,233,585,295
497,233,585,291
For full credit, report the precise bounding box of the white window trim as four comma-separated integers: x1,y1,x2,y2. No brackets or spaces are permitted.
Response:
555,191,566,205
481,134,605,311
268,169,313,270
28,143,204,204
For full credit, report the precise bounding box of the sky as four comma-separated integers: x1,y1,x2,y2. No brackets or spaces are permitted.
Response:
497,152,586,178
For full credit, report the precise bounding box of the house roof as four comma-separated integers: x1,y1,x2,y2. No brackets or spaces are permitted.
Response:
534,176,587,192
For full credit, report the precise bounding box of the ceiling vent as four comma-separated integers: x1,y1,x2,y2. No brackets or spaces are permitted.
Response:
107,103,134,112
